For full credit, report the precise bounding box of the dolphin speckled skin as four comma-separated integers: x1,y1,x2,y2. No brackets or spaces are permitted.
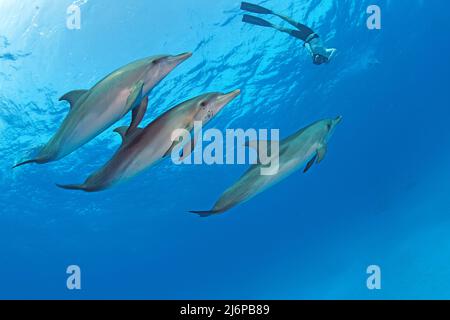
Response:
57,90,241,192
191,116,342,216
14,53,192,168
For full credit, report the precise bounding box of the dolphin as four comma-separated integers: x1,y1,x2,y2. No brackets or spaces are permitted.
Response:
57,89,241,192
190,116,342,217
13,52,193,168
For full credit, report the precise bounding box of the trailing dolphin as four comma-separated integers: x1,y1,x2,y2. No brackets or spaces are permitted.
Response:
13,52,192,168
190,116,342,217
57,89,241,192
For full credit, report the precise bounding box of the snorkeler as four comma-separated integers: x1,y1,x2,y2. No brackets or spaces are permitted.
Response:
241,2,337,65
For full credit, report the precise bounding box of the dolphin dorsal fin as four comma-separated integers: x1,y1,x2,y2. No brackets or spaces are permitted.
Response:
59,90,88,109
114,126,143,145
114,127,129,141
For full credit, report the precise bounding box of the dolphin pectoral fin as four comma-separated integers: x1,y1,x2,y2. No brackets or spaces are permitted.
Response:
317,145,328,163
179,132,199,161
163,143,177,158
165,130,198,160
125,81,145,112
180,143,193,161
304,154,318,173
180,141,195,161
164,125,198,159
303,145,327,173
163,138,185,159
59,90,88,109
127,96,148,136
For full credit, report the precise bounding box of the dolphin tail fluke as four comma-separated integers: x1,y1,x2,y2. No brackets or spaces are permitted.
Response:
12,159,38,169
13,145,45,169
189,210,221,218
56,184,87,192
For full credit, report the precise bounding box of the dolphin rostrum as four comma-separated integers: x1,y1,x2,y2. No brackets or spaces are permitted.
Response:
13,52,193,168
57,89,241,192
190,116,342,217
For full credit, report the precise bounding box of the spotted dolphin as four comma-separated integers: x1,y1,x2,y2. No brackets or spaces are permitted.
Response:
57,89,241,192
191,116,342,216
13,52,192,168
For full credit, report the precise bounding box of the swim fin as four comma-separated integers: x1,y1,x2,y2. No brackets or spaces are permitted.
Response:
242,14,274,28
241,2,273,14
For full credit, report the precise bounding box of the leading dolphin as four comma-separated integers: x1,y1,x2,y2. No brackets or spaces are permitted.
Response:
190,116,342,216
57,89,241,192
13,52,192,168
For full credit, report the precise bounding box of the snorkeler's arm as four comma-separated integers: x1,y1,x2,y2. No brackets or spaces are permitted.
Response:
304,42,314,57
325,48,337,62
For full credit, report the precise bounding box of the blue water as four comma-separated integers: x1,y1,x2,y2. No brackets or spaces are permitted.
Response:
1,0,449,299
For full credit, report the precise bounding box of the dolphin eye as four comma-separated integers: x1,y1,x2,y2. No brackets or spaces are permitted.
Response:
327,124,332,130
200,101,207,108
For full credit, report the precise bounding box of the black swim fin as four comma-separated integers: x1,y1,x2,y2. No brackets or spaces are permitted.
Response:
241,2,273,14
242,14,274,28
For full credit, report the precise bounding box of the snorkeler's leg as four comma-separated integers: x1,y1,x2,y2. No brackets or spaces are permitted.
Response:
240,3,315,37
272,13,315,41
272,25,309,41
242,14,307,41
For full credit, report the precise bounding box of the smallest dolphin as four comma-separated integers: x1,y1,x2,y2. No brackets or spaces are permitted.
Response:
191,116,342,216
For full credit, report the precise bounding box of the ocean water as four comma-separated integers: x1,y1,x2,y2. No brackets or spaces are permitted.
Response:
0,0,449,299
